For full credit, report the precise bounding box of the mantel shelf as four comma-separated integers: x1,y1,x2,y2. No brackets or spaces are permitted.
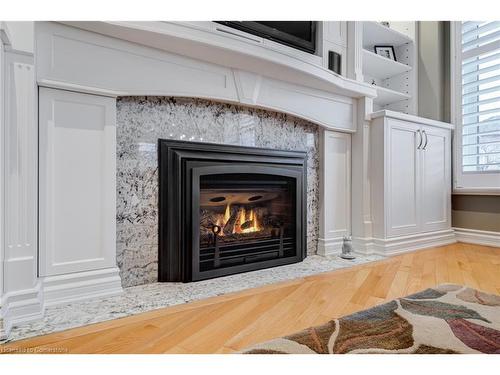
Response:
60,21,376,100
362,49,412,80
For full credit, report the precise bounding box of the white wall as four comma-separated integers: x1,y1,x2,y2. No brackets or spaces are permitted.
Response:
418,21,446,121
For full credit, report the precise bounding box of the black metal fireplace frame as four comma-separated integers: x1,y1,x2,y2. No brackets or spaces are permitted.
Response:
158,139,307,282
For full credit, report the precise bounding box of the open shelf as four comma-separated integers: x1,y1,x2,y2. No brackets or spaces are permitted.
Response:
362,49,412,80
373,86,411,107
363,21,413,49
360,21,416,112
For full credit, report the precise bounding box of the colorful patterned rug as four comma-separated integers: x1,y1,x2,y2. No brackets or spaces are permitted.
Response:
242,284,500,354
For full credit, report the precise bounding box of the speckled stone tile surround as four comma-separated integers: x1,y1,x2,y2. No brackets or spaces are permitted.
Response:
117,97,320,287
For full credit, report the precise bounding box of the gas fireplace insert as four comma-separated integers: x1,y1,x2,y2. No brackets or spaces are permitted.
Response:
158,140,307,282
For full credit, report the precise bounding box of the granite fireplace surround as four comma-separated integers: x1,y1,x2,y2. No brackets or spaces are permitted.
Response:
116,97,320,288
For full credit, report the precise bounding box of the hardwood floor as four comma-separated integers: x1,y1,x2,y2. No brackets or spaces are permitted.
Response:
1,242,499,354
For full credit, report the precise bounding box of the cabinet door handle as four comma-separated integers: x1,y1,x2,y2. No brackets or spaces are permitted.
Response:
422,130,428,150
416,129,422,149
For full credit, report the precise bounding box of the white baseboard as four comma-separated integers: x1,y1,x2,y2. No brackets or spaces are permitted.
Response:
0,281,44,340
352,229,457,256
317,237,344,256
1,268,123,341
453,227,500,248
42,267,123,307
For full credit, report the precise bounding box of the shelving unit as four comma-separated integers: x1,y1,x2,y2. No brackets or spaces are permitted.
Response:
360,21,417,114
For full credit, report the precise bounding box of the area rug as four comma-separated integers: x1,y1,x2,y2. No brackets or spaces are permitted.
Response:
242,284,500,354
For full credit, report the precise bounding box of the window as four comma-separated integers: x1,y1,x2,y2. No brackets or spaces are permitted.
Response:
453,21,500,193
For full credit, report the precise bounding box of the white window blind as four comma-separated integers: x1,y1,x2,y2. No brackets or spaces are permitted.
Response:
461,21,500,172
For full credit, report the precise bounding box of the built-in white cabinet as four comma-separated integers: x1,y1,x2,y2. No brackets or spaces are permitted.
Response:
369,111,453,254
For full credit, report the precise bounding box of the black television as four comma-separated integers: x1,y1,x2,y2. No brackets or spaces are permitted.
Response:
215,21,317,54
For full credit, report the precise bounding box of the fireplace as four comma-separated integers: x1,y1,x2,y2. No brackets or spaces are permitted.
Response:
158,140,307,282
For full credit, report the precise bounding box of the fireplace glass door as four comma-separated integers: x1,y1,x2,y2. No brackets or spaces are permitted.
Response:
197,172,297,273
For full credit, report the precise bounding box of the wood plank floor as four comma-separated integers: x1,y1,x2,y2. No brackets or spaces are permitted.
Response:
1,242,499,354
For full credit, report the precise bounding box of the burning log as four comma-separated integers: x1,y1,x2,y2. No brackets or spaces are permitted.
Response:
222,209,238,235
240,220,254,230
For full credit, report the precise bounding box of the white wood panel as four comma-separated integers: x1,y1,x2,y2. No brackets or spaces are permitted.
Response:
362,22,413,49
324,22,347,47
368,116,384,239
3,52,38,292
362,49,411,80
53,21,375,99
2,22,34,53
1,50,43,338
386,119,421,237
346,22,364,82
36,22,239,102
322,40,347,77
35,22,366,132
318,130,351,255
373,86,411,107
0,32,5,307
420,126,451,232
39,88,117,276
256,79,355,131
233,70,261,105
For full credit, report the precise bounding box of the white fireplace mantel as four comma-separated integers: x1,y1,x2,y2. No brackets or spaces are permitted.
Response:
35,21,375,132
60,21,376,99
1,21,372,340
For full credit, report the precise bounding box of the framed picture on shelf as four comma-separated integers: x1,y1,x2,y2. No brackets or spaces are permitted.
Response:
374,45,397,61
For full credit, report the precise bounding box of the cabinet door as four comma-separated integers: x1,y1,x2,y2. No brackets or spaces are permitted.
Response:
386,120,421,237
39,88,117,276
420,126,451,232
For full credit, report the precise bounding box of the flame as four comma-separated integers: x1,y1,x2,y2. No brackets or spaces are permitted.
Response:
239,207,261,234
238,207,246,226
243,213,261,233
215,203,262,235
223,203,231,224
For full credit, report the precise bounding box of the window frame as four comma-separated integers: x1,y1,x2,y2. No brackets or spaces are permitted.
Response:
451,21,500,195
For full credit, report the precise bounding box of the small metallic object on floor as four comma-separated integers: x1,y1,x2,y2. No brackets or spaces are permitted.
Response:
340,236,356,259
